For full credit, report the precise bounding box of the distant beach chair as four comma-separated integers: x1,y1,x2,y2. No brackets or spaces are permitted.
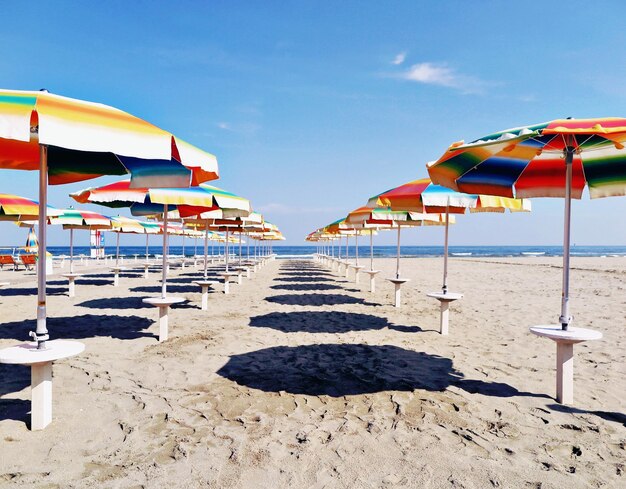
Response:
0,254,18,271
20,254,37,271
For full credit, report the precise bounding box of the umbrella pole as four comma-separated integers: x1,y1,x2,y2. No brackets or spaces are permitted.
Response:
225,229,230,272
115,232,120,268
161,204,169,298
194,236,197,259
247,233,250,260
203,223,209,280
355,233,359,266
442,200,450,294
145,233,149,261
238,232,242,266
182,235,185,259
395,226,401,279
561,144,574,330
33,144,49,348
370,231,373,270
69,228,74,274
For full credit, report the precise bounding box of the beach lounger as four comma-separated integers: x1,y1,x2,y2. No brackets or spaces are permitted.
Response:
0,255,18,271
20,254,37,271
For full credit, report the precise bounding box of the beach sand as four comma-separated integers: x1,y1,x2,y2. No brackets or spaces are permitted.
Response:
0,256,624,488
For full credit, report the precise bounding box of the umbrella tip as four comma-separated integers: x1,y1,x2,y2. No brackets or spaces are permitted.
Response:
39,88,49,93
566,116,572,119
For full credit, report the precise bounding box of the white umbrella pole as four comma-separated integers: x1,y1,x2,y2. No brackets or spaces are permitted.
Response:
69,228,74,274
395,226,401,279
161,204,169,298
247,232,250,260
561,145,574,330
238,232,242,266
442,200,450,294
355,233,359,266
115,231,120,268
203,222,209,279
225,229,230,272
145,233,149,261
182,234,185,259
194,236,197,258
370,231,373,270
33,144,49,348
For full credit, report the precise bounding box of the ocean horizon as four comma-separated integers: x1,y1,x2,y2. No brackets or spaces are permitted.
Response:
1,244,624,259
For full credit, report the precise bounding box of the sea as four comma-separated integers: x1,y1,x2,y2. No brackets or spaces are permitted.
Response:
1,245,624,259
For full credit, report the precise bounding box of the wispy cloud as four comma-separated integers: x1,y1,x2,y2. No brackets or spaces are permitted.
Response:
392,51,407,65
397,62,490,95
216,121,261,135
217,122,232,130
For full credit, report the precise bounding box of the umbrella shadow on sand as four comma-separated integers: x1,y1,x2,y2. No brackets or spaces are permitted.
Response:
270,283,345,292
76,296,153,310
250,311,422,333
0,314,157,341
130,285,200,294
274,276,335,283
0,286,67,297
547,403,626,427
265,293,379,307
217,344,546,399
0,364,30,425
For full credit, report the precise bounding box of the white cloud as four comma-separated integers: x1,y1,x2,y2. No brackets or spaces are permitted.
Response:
399,62,489,94
392,51,407,65
217,122,232,130
403,62,456,86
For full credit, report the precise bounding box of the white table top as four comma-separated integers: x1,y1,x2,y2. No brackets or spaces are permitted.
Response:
194,280,218,286
362,269,381,275
110,267,126,272
0,282,9,287
350,265,364,269
386,277,411,284
62,273,83,279
143,296,186,307
219,271,240,276
0,340,85,365
530,326,603,343
427,291,464,301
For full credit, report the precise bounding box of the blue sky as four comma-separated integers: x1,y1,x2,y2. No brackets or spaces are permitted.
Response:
1,1,625,247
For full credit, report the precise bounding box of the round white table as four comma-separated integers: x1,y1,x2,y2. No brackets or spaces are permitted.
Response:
143,297,185,342
61,273,82,298
530,325,602,405
193,280,217,310
386,278,410,308
426,291,464,335
0,340,85,430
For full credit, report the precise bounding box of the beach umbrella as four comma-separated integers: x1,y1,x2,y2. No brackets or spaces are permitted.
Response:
49,209,111,274
366,177,530,296
427,117,626,403
0,193,62,222
0,89,219,351
72,181,251,297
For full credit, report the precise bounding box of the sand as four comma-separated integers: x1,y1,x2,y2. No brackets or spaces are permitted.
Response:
0,255,624,488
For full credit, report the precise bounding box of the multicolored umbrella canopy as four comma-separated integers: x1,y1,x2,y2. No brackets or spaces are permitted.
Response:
365,178,529,294
0,193,62,221
48,208,112,229
427,117,626,404
0,89,221,351
0,89,219,186
366,177,531,213
70,179,251,218
72,179,252,296
24,227,38,253
427,117,626,199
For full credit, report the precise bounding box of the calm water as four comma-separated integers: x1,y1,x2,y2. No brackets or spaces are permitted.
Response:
2,245,623,259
